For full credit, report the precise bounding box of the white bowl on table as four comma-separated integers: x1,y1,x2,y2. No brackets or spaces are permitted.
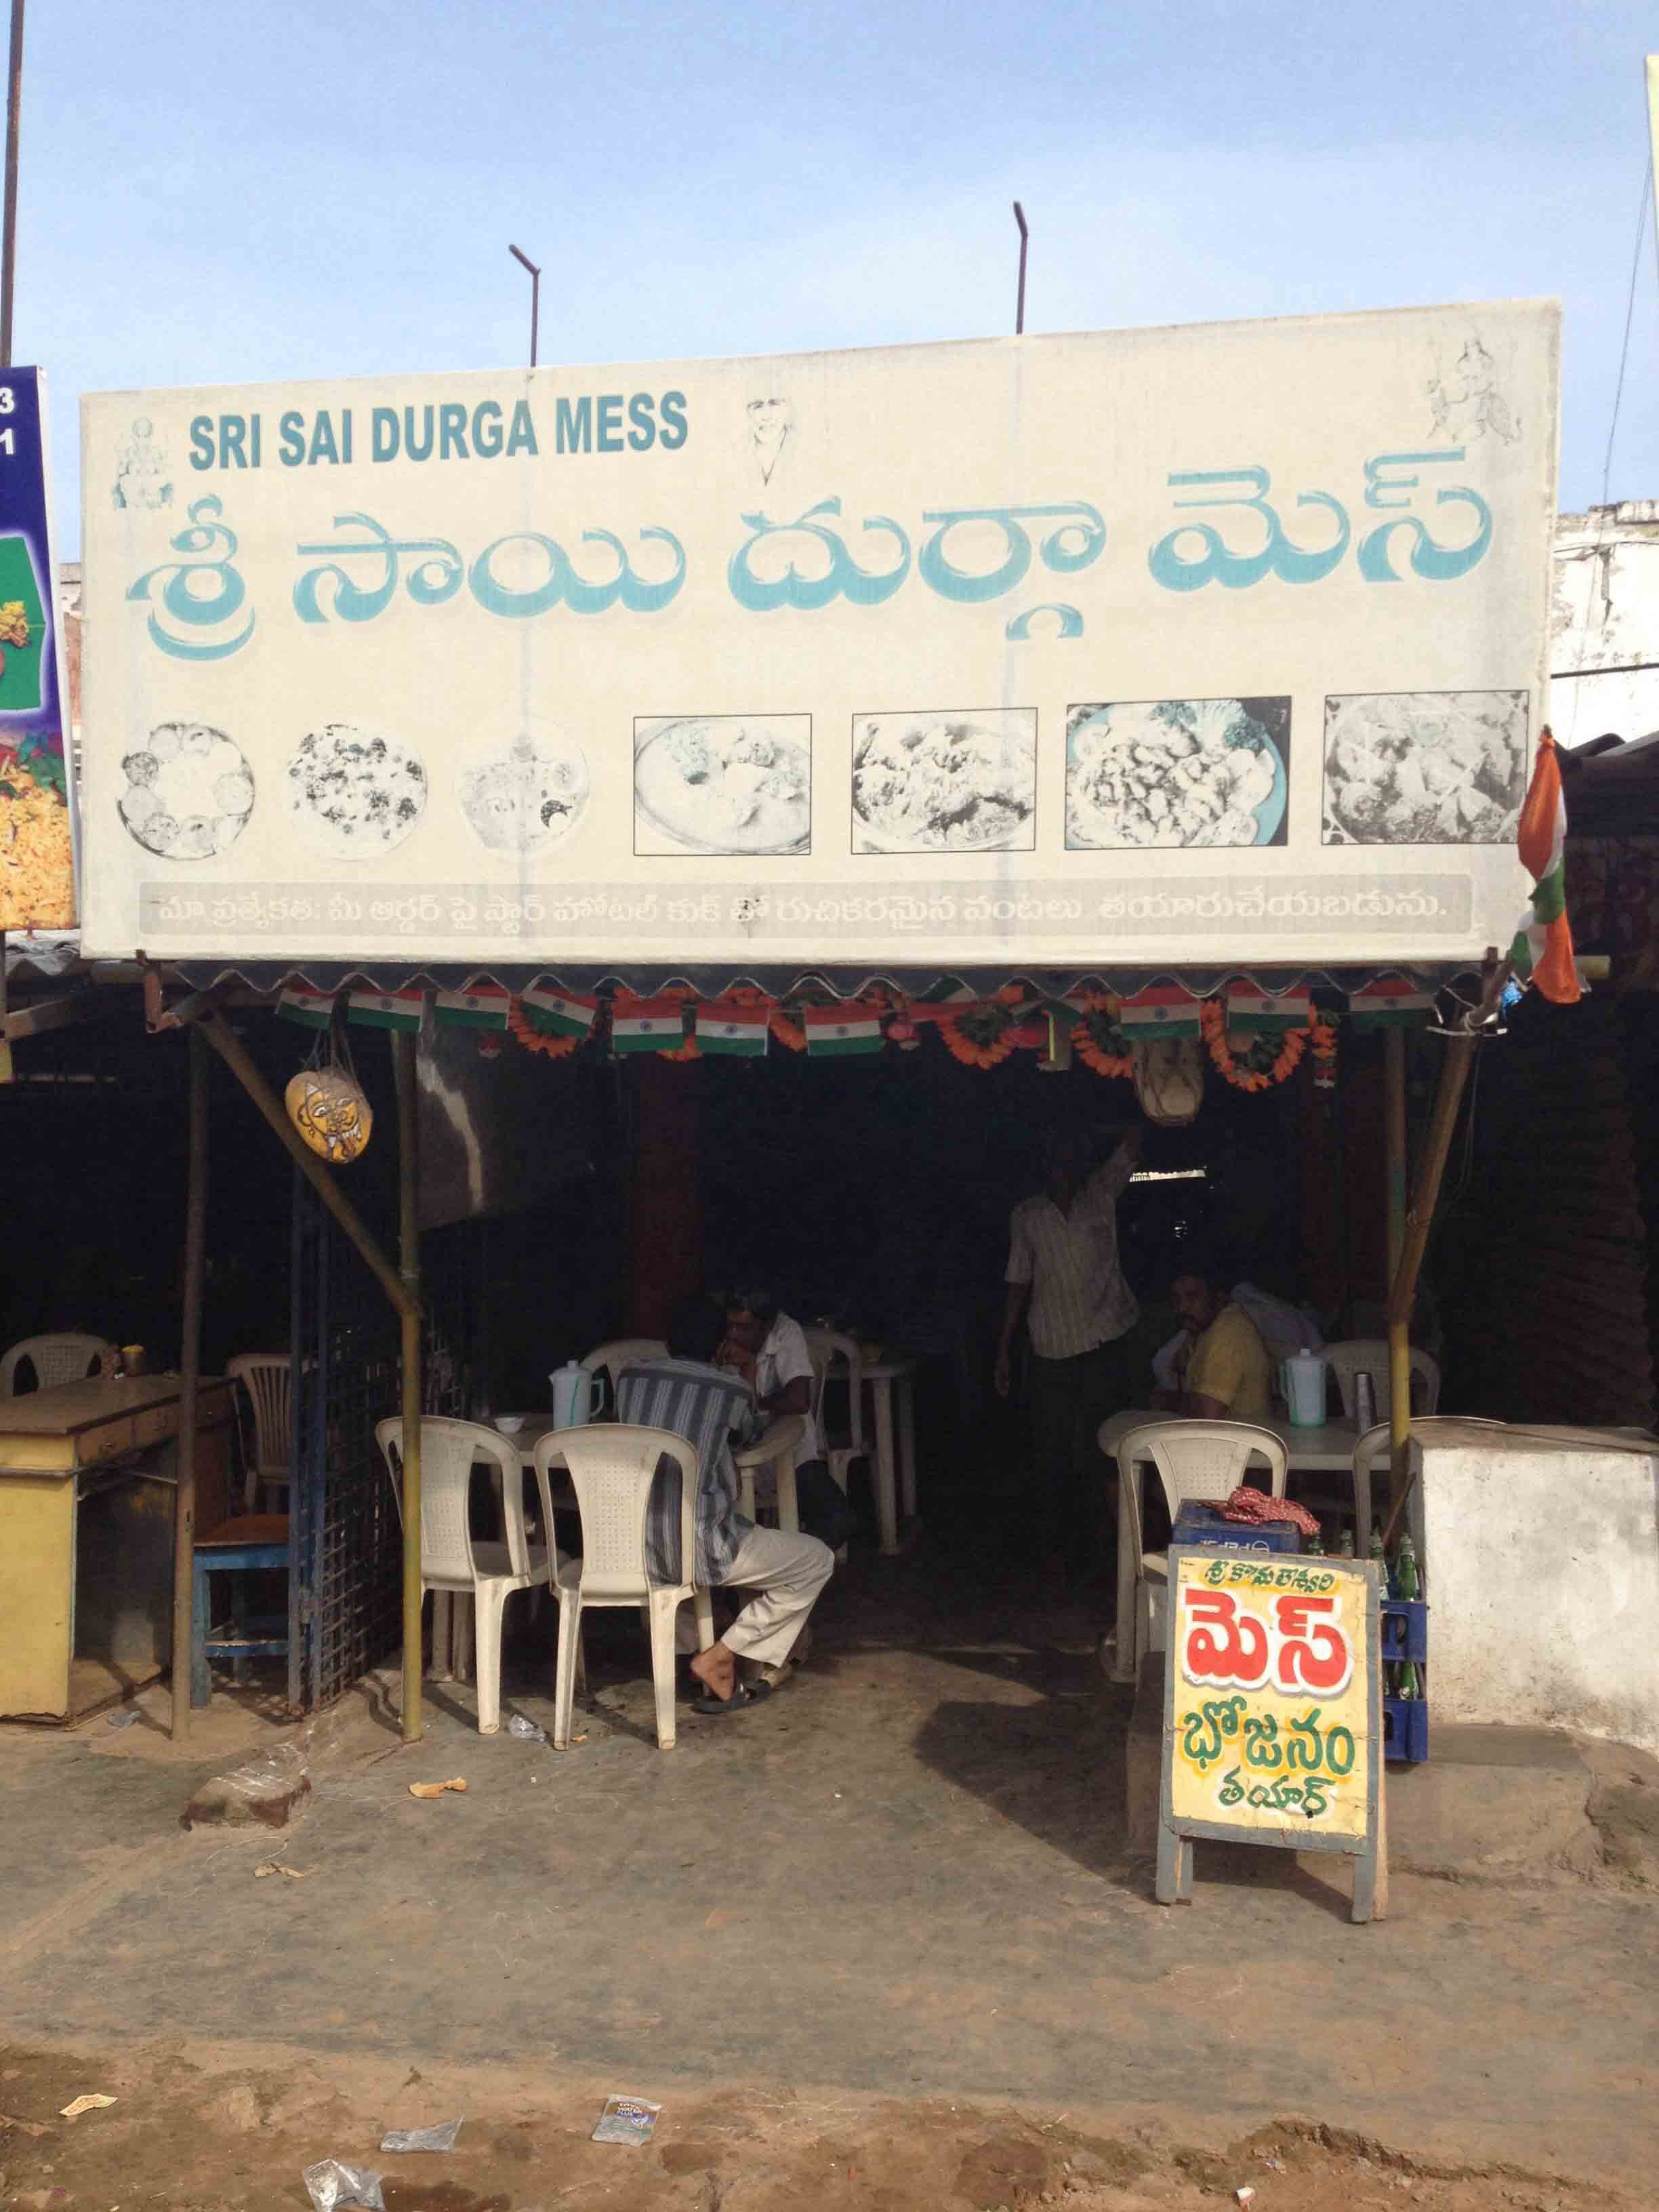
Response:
493,1414,525,1435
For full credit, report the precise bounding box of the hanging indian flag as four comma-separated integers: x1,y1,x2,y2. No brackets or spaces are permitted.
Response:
1509,729,1581,1005
521,987,598,1040
611,996,687,1053
804,1004,884,1057
1118,984,1202,1038
346,988,426,1033
276,989,335,1030
1225,986,1312,1033
1349,976,1437,1030
695,999,769,1057
434,984,511,1030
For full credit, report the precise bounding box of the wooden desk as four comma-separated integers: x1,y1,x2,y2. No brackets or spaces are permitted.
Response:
1098,1409,1361,1683
0,1374,237,1721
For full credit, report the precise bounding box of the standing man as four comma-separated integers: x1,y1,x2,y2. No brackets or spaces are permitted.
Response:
995,1122,1143,1582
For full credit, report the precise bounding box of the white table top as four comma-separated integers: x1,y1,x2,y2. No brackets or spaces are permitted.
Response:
1099,1409,1361,1471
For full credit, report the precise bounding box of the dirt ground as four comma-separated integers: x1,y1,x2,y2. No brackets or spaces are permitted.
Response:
0,2040,1629,2212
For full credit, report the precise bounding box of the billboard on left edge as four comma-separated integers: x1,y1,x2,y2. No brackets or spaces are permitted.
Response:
0,367,75,929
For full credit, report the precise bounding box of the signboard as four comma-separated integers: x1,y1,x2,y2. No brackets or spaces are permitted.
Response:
0,367,75,930
79,300,1557,970
1158,1547,1385,1921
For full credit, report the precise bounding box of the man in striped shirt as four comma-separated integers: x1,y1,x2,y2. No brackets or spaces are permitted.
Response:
996,1122,1143,1584
618,1297,834,1711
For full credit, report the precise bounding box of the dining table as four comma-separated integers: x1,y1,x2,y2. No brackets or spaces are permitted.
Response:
434,1412,808,1682
1097,1408,1364,1683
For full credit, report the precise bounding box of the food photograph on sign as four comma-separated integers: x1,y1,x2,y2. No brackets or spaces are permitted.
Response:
1065,696,1291,851
1166,1551,1374,1843
634,714,811,855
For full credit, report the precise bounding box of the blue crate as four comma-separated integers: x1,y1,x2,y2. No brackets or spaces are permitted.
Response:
1380,1598,1429,1666
1384,1696,1430,1763
1171,1504,1302,1556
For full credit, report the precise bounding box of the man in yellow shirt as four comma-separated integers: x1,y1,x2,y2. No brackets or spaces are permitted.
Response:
1157,1267,1273,1423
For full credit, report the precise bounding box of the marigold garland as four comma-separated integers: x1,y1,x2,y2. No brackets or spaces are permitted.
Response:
941,1000,1019,1068
1200,997,1326,1092
652,985,701,1061
506,996,580,1059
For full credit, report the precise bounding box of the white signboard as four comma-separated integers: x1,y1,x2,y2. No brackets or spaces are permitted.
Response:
79,300,1559,969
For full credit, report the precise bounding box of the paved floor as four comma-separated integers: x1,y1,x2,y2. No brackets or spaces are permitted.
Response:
3,1549,1657,2192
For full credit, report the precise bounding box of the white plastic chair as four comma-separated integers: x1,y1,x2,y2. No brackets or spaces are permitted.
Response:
581,1338,668,1389
537,1422,714,1752
1351,1421,1427,1557
1115,1418,1290,1671
1326,1339,1441,1421
0,1332,114,1395
376,1415,560,1736
804,1327,867,1499
227,1353,293,1510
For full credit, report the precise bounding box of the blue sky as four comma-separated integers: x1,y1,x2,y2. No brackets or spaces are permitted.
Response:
24,0,1659,544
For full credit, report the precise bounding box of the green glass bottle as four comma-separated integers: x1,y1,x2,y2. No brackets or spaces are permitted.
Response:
1395,1534,1421,1601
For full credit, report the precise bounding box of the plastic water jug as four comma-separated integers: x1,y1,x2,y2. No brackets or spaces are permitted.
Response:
1279,1350,1327,1428
549,1359,608,1429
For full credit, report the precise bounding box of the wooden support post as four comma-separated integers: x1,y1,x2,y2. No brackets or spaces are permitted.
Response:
1385,1026,1478,1523
395,1029,423,1743
1384,1025,1410,1523
0,932,12,1084
170,1025,208,1740
192,1008,417,1322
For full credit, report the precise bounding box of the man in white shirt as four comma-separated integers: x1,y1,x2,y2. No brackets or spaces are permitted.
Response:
995,1122,1143,1583
719,1283,854,1554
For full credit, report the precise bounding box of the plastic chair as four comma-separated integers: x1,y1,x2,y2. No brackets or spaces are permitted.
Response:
0,1332,114,1395
1326,1340,1441,1421
535,1422,714,1752
581,1338,668,1390
226,1353,293,1510
376,1416,560,1735
1115,1418,1290,1671
804,1328,867,1499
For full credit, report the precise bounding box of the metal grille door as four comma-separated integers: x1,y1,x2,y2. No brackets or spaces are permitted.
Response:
288,1176,403,1709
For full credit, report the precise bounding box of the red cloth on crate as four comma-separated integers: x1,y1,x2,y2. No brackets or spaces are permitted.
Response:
1220,1486,1322,1536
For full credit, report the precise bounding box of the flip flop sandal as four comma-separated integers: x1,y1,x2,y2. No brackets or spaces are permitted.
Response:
691,1678,773,1715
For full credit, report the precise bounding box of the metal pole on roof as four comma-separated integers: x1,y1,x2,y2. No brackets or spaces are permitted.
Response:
509,243,540,369
0,0,22,370
395,1029,424,1743
170,1025,208,1740
1012,201,1029,335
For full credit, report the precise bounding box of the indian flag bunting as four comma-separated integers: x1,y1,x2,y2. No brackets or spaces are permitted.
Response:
1349,976,1437,1030
611,997,687,1053
346,989,425,1033
1508,729,1581,1005
1225,987,1311,1033
695,1000,769,1057
521,987,597,1040
1118,984,1202,1038
804,1004,884,1057
434,985,511,1031
276,989,335,1030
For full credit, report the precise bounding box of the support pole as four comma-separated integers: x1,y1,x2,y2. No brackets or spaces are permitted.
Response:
193,1008,417,1320
395,1029,423,1743
170,1025,208,1739
1384,1027,1477,1526
1383,1026,1408,1288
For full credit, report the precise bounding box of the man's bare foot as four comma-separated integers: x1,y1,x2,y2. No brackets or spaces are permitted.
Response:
689,1641,738,1702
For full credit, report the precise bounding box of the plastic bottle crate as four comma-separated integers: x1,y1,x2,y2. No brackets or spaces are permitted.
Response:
1170,1505,1303,1556
1379,1598,1428,1666
1384,1697,1430,1762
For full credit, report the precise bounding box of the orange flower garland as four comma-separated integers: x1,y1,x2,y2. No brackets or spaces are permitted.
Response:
506,996,579,1059
1199,997,1321,1092
1067,989,1132,1078
653,985,700,1061
941,1000,1020,1067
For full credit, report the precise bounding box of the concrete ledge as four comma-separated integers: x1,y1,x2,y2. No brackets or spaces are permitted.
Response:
1120,1663,1635,1883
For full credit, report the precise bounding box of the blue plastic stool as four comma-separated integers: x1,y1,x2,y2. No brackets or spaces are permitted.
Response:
191,1513,291,1706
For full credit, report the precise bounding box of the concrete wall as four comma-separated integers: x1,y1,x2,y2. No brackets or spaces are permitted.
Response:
1553,504,1659,746
1419,1418,1659,1755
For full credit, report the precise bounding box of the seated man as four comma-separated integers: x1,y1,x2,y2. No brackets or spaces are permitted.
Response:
1153,1266,1273,1423
718,1279,855,1553
617,1295,834,1711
